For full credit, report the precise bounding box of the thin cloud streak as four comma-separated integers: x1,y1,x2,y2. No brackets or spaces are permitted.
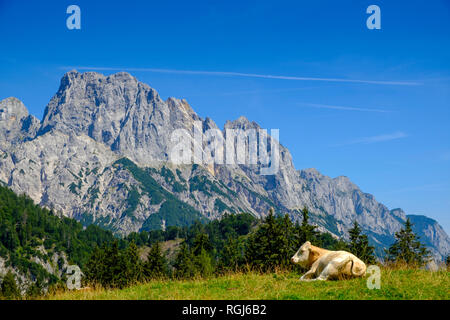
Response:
60,66,422,86
299,103,391,113
335,131,408,146
188,85,330,97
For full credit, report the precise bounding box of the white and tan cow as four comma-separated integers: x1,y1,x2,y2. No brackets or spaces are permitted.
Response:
291,241,367,281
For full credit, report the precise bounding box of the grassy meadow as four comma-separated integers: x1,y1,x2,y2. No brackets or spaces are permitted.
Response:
44,268,449,300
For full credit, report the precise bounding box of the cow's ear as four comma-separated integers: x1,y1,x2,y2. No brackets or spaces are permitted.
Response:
309,248,320,261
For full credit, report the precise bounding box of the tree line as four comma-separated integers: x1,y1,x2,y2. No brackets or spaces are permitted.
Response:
0,184,117,299
82,208,433,289
0,181,437,297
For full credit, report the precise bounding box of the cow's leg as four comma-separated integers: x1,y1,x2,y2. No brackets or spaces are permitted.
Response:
300,261,319,281
300,262,320,281
300,270,316,281
315,274,330,281
315,264,337,281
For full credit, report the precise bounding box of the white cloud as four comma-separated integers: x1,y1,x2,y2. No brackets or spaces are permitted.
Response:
299,103,391,113
336,131,408,146
60,66,421,86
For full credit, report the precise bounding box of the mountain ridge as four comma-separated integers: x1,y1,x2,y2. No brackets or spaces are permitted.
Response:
0,70,448,261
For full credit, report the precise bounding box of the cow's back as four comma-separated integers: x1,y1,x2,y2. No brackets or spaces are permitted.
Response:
339,252,367,277
316,251,366,279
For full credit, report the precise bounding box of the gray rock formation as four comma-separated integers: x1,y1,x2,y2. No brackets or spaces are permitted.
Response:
0,97,40,151
0,70,448,261
407,214,450,261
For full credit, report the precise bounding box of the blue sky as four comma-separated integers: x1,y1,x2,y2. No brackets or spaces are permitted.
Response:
1,0,449,233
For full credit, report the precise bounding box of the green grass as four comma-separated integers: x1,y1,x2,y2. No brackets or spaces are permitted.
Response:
45,269,449,300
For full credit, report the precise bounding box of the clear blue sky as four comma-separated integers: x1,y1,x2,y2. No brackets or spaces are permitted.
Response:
1,0,449,233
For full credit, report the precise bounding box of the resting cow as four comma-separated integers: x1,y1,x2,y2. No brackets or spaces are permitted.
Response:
291,241,367,281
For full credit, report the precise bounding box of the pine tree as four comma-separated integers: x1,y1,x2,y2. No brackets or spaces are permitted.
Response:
192,233,212,255
124,241,143,284
85,241,129,289
105,241,126,288
191,233,214,276
279,213,296,266
294,207,319,247
26,279,43,299
245,208,295,271
385,218,431,266
1,271,20,299
348,221,376,264
332,239,350,251
193,248,215,277
85,245,107,286
144,242,168,279
173,242,197,278
219,237,242,272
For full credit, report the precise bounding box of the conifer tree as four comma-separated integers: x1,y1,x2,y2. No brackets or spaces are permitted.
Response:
294,207,319,247
1,271,20,299
173,242,196,278
332,239,350,251
26,279,43,298
105,241,126,288
191,233,214,276
144,242,168,279
85,241,129,289
193,248,215,277
348,221,376,264
385,218,431,266
245,208,295,271
219,236,242,272
279,213,296,266
124,241,143,284
85,245,106,286
192,233,212,255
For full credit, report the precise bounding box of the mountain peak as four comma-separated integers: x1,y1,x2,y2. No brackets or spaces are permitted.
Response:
300,167,322,176
59,70,139,91
0,97,39,150
0,97,29,119
166,97,194,114
224,116,260,130
1,96,23,104
106,71,136,82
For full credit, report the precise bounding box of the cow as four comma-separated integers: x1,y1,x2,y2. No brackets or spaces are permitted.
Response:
291,241,367,281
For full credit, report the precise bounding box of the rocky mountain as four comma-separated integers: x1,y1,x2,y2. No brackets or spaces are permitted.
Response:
0,97,40,150
407,214,450,261
0,70,449,261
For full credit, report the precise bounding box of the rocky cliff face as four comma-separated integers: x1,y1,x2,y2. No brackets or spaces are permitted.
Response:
407,214,450,261
0,71,448,261
0,97,40,151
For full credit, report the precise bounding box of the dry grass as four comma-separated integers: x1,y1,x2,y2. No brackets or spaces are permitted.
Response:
43,268,449,300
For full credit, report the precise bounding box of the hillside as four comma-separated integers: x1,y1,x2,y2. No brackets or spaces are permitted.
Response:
0,184,117,295
0,71,449,260
0,182,448,300
45,269,450,300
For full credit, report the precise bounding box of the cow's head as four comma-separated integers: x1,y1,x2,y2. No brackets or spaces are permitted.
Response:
291,241,320,268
